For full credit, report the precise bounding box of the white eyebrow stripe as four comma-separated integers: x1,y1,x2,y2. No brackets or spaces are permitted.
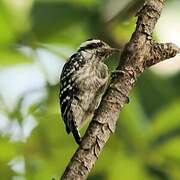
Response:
79,39,101,49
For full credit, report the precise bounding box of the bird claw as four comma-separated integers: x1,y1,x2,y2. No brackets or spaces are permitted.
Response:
111,70,125,78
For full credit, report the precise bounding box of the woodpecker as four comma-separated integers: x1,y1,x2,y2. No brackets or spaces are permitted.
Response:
59,39,119,144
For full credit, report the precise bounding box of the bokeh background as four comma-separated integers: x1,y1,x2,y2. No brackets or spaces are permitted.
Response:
0,0,180,179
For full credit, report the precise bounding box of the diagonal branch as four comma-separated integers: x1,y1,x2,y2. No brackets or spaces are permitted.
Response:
61,0,180,179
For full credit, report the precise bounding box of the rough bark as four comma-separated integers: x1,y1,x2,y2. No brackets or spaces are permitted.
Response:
61,0,180,179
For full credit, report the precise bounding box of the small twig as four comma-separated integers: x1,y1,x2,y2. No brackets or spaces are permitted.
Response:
145,42,180,67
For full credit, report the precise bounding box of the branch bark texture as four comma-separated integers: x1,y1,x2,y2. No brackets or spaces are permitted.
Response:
61,0,180,179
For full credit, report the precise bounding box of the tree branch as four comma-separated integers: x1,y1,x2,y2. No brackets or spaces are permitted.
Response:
61,0,180,179
145,42,180,67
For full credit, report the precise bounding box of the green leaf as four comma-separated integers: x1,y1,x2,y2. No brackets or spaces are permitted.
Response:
153,137,180,160
0,137,20,162
0,49,32,66
117,92,149,151
149,137,180,179
148,99,180,141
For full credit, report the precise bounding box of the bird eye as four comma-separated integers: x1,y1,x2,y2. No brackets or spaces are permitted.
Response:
86,43,98,49
97,42,104,48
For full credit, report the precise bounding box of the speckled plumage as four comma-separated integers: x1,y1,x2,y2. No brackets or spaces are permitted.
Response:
60,39,119,144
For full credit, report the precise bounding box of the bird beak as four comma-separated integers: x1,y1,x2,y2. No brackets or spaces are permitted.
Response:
109,48,120,53
103,47,120,55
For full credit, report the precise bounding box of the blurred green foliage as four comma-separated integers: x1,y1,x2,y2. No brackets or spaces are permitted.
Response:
0,0,180,180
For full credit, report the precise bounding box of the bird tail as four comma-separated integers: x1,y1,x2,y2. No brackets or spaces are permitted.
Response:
72,122,82,145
